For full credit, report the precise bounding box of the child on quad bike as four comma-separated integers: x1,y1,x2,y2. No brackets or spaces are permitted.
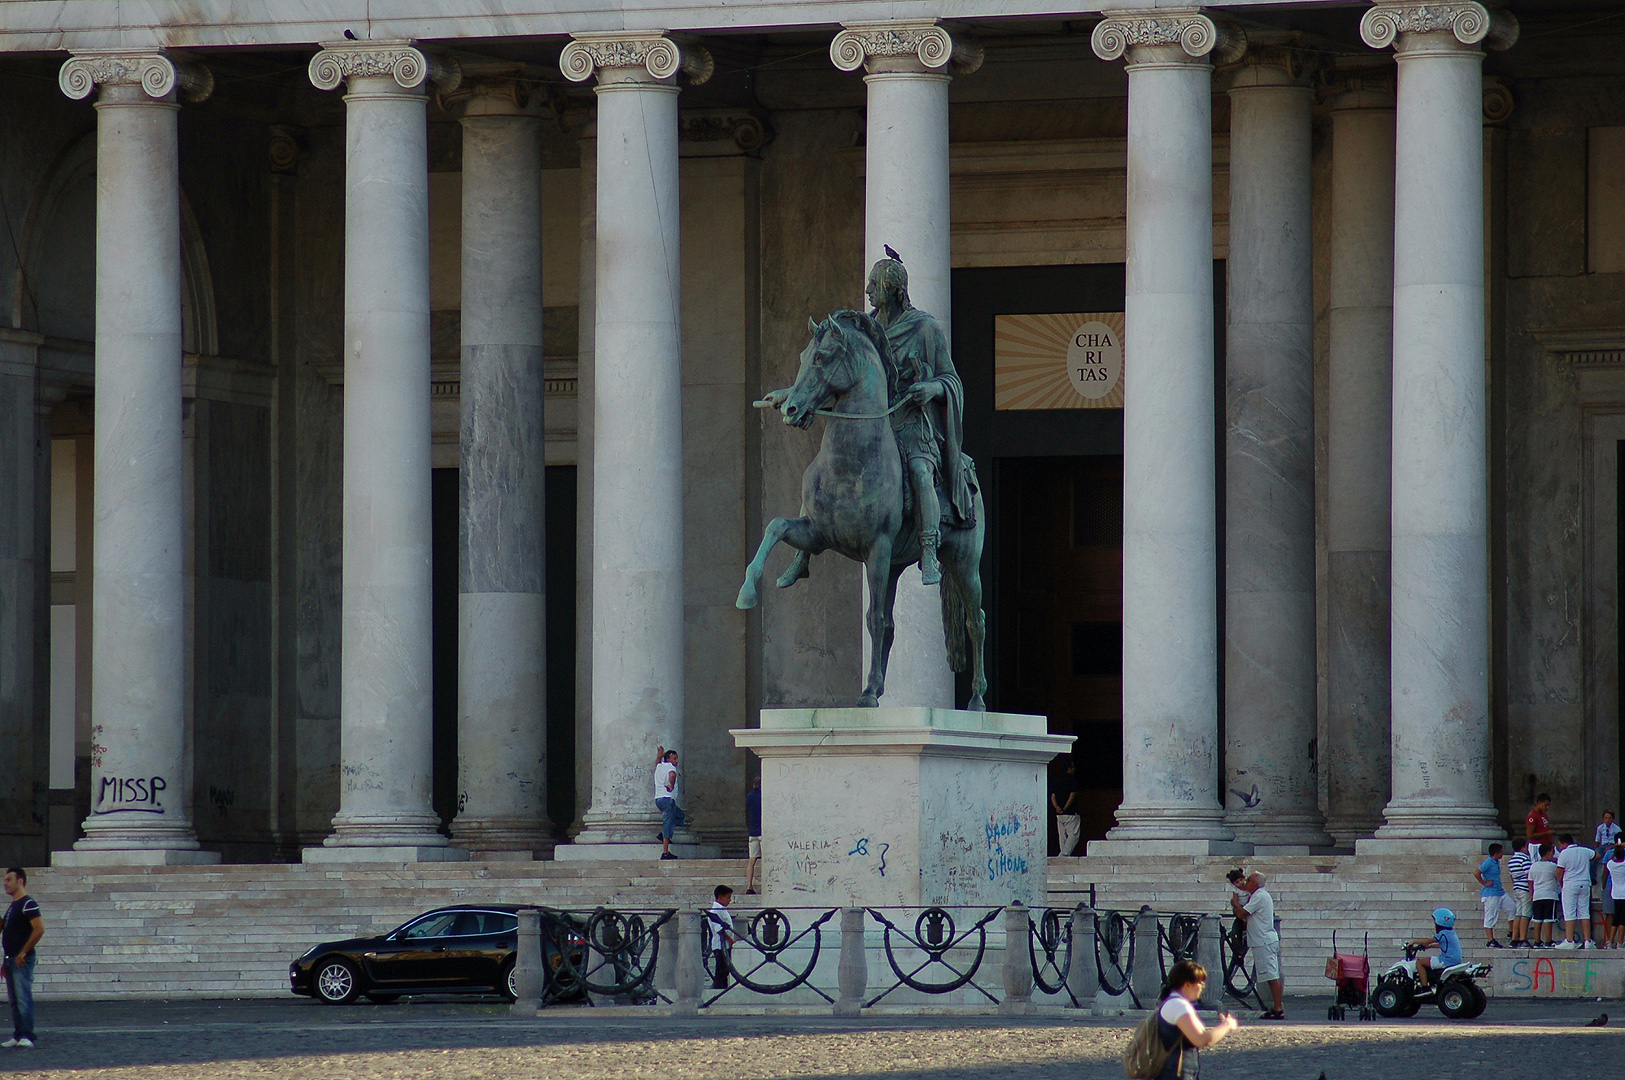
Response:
1407,908,1463,990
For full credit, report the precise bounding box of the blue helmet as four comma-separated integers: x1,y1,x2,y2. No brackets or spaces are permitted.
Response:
1432,907,1455,929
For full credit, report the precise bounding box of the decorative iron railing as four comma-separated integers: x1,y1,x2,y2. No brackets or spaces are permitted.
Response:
863,906,1003,1006
701,907,838,1007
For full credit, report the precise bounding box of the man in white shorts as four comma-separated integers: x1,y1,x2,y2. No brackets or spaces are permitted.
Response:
1555,834,1595,948
1475,843,1514,946
1230,871,1283,1019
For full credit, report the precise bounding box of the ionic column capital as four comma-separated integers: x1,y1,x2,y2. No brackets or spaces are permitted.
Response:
59,50,213,103
443,70,548,119
1321,67,1396,111
559,32,713,87
1225,43,1319,89
1091,8,1247,66
1359,2,1519,53
308,40,462,94
830,20,982,75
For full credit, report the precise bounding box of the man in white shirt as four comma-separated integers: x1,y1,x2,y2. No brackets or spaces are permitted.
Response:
653,748,686,860
1230,871,1283,1019
1555,834,1596,948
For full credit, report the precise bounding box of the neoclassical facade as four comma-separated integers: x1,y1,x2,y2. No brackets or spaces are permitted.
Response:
0,1,1618,866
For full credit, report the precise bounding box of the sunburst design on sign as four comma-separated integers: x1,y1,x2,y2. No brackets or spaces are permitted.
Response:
994,312,1126,411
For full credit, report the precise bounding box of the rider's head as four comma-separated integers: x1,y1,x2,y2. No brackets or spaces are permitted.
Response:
1432,908,1455,930
865,257,910,312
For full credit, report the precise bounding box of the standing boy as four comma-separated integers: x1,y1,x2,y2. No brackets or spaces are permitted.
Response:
1526,792,1555,853
1529,843,1561,947
708,885,738,990
2,868,43,1049
1506,838,1533,947
1475,844,1513,947
1594,811,1620,886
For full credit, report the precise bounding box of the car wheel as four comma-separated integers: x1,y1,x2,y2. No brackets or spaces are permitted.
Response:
1437,981,1474,1020
1371,982,1411,1018
314,958,360,1004
501,958,519,1002
364,993,401,1004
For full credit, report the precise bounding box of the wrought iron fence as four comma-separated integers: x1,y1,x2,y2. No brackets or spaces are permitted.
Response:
1094,908,1137,1003
863,906,1003,1006
1027,907,1078,1006
539,906,675,1006
701,907,839,1007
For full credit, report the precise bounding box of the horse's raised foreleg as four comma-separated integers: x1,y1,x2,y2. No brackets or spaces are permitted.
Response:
856,539,896,707
737,517,818,610
775,506,813,589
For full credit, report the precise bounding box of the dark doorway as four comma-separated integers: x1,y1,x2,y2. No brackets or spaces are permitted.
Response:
430,465,578,840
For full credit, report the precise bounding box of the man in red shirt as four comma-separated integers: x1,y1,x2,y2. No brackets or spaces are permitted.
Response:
1526,793,1555,853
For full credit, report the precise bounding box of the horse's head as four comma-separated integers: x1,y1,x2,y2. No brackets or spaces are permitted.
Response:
781,312,890,429
782,316,854,429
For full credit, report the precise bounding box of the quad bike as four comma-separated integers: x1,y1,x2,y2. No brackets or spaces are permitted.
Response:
1370,943,1490,1020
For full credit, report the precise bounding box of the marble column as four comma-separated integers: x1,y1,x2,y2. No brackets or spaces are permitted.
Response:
573,124,597,837
1323,73,1396,846
830,21,980,710
1359,2,1517,844
306,41,466,860
555,33,716,857
56,52,215,862
1222,48,1330,849
452,81,550,855
1089,11,1243,853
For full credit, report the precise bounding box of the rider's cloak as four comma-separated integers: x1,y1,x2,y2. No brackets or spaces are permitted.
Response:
879,304,973,527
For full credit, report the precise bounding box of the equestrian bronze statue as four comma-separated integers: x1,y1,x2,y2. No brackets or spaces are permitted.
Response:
736,254,987,710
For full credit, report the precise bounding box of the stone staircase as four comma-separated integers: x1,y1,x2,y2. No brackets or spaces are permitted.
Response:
19,851,1517,1000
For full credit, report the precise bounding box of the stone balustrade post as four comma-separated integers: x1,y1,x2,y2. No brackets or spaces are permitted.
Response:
452,76,550,856
830,20,980,708
556,33,712,855
673,908,704,1015
1090,10,1245,853
1067,905,1099,1008
1130,907,1163,1006
510,908,543,1015
57,51,216,863
1359,0,1518,844
998,902,1034,1014
1196,914,1224,1009
833,906,867,1017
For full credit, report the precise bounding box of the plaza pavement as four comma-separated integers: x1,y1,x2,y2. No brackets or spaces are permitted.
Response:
0,995,1617,1079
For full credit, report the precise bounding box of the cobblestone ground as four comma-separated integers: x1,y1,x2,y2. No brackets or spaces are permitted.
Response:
0,996,1618,1079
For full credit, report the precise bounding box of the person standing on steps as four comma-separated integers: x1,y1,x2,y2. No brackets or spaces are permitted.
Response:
1529,843,1561,947
653,747,686,861
1476,843,1513,947
1506,838,1533,947
2,867,43,1049
1051,757,1080,857
1526,792,1555,854
1555,833,1595,948
1230,872,1284,1019
744,776,762,895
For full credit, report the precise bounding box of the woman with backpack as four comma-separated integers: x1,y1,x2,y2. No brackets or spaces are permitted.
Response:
1123,960,1239,1079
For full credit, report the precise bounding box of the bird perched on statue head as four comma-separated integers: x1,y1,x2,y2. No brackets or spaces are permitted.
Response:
883,244,902,263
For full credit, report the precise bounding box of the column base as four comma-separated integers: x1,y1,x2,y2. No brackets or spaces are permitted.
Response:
1323,815,1385,849
450,816,554,857
1087,838,1254,856
1373,800,1503,843
53,848,221,867
1100,806,1236,845
1224,813,1333,849
302,844,471,864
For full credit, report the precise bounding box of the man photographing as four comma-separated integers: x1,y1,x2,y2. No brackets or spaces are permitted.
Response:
1229,869,1285,1020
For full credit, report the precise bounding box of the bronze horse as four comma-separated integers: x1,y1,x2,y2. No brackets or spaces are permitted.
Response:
736,310,987,710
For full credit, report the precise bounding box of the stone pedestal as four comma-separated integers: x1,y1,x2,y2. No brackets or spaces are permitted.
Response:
734,708,1071,908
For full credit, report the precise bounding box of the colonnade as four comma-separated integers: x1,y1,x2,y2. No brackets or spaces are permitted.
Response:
53,1,1520,864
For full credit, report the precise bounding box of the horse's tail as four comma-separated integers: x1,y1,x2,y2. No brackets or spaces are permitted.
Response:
941,573,970,674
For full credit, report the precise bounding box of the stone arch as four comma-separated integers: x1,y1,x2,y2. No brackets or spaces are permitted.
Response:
15,129,218,355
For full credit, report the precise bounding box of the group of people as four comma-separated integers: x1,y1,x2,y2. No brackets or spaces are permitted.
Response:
1475,796,1625,949
651,747,764,893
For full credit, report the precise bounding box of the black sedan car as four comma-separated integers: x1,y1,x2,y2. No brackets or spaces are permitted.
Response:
290,905,584,1004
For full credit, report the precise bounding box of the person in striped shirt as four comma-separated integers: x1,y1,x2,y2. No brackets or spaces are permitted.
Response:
1506,838,1533,947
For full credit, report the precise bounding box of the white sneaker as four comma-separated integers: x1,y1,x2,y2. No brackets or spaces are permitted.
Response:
1,1039,18,1048
14,1039,31,1049
1555,939,1578,949
1582,940,1598,949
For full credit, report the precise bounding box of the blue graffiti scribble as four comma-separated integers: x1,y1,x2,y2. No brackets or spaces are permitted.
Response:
849,837,869,856
877,842,889,877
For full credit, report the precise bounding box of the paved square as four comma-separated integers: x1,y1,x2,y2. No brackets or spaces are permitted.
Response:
0,997,1618,1079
